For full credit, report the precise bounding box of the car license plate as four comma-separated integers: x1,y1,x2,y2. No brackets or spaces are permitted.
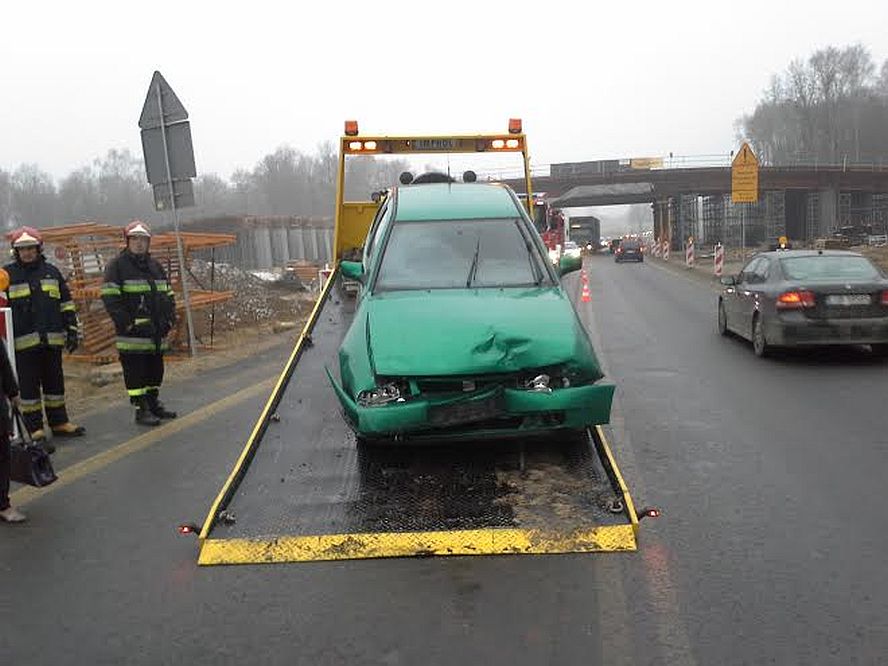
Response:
429,395,502,427
826,294,870,306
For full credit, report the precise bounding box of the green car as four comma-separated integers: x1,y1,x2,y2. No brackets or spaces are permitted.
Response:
327,182,615,442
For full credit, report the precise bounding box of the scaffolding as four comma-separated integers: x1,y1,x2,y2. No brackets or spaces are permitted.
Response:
35,223,236,364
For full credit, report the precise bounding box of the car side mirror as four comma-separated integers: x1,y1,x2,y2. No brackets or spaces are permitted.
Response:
340,260,365,282
559,254,582,276
720,275,737,286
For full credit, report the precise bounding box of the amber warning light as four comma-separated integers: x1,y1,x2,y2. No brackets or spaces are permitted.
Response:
344,120,359,136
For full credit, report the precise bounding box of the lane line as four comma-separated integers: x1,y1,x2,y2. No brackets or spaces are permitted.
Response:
11,378,276,506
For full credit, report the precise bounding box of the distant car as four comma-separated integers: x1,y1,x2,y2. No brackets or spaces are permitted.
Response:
609,239,621,254
331,182,615,442
718,250,888,357
563,241,582,261
615,239,643,263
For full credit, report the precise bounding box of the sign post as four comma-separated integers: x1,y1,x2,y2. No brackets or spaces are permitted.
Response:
139,71,198,357
732,143,759,262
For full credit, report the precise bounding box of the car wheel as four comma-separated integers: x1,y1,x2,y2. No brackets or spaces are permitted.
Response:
752,315,770,358
717,300,729,336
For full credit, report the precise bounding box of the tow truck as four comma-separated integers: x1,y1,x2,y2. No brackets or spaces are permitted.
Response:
194,121,649,565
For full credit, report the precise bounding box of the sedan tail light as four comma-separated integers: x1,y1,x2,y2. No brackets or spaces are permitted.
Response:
777,290,816,309
881,290,888,305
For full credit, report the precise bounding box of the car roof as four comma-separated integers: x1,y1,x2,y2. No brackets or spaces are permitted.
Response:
394,183,521,222
755,249,864,259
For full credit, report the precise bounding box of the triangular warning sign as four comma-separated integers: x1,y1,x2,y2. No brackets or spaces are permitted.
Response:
732,142,759,168
139,71,188,129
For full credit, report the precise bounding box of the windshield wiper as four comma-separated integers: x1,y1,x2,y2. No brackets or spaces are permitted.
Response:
466,235,481,288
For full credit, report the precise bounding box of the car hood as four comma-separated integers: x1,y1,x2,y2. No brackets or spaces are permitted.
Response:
363,288,602,378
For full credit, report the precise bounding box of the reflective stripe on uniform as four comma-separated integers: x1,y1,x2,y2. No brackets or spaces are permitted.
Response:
134,318,151,325
14,332,41,351
155,280,170,292
127,388,148,397
101,282,122,296
20,398,43,414
116,336,156,352
122,280,151,293
43,393,66,409
40,278,60,299
46,332,66,346
8,284,31,299
60,300,76,313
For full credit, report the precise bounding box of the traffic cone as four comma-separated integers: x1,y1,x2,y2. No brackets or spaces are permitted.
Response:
581,282,592,303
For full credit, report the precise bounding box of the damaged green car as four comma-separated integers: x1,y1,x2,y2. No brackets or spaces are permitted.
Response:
327,182,614,442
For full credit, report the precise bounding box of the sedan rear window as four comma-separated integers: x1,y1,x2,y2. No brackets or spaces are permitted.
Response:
779,256,881,281
375,218,549,291
622,241,641,250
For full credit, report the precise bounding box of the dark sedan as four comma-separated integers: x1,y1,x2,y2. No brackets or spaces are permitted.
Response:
615,239,643,263
717,250,888,357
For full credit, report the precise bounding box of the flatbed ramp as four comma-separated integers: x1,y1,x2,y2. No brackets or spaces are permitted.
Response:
198,273,639,565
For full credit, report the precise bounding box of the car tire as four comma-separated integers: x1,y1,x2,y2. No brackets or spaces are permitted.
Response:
752,315,770,358
717,300,729,336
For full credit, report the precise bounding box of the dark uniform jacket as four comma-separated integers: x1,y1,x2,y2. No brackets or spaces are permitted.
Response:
4,256,78,352
101,250,176,354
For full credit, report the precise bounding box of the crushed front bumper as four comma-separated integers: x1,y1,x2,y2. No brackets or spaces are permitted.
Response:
327,370,615,439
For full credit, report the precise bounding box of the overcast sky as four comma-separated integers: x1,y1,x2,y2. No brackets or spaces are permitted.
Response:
2,0,887,182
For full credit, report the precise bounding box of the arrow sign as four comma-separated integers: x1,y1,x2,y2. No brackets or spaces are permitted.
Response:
732,142,759,203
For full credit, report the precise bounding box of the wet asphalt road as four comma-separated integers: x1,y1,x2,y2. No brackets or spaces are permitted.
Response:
3,255,888,665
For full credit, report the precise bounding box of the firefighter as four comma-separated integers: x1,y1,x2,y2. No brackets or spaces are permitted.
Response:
4,226,85,440
101,221,177,426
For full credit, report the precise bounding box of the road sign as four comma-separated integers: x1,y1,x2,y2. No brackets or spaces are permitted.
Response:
141,123,196,185
732,142,759,203
138,70,198,357
153,179,195,211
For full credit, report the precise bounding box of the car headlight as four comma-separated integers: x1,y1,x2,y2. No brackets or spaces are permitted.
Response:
357,382,405,407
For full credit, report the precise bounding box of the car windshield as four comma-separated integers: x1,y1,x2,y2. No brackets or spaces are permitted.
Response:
779,255,881,280
375,218,549,291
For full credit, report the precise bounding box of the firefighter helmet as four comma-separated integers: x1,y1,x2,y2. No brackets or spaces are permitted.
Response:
124,220,152,239
9,226,43,249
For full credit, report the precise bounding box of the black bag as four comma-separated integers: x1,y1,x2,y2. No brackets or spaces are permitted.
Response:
9,407,57,487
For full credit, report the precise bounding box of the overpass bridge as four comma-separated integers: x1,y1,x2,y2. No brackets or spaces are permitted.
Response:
504,162,888,249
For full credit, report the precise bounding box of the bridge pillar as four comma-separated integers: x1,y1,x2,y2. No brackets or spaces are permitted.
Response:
652,199,668,243
818,186,839,235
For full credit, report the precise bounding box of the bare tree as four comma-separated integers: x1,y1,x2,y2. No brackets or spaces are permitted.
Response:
740,44,887,165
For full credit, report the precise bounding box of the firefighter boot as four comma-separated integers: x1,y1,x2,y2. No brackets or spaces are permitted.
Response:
134,397,161,426
147,393,177,419
52,422,86,438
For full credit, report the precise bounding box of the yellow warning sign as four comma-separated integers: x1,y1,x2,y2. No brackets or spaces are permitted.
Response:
732,142,759,203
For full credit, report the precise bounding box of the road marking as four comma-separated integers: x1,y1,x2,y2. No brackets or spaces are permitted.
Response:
11,378,276,506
